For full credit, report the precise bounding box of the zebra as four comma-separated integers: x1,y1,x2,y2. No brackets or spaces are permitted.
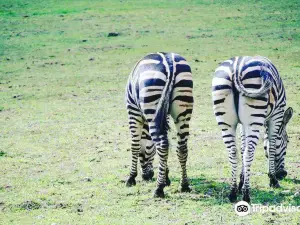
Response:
125,52,194,197
212,56,293,203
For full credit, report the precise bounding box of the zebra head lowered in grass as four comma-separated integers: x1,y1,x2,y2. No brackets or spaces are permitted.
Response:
125,52,193,198
212,56,293,203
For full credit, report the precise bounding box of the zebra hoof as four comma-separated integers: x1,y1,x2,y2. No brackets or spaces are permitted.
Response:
228,189,238,203
269,173,281,188
276,170,287,181
126,177,136,187
242,189,251,203
180,184,191,193
153,188,165,198
142,170,154,181
270,181,281,188
166,177,171,186
242,194,251,203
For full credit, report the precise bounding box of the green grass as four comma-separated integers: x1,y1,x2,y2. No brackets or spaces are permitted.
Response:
1,0,300,224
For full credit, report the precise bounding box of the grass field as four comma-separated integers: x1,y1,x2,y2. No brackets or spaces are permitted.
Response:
1,0,300,224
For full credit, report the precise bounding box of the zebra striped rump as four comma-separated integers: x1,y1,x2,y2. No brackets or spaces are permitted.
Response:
126,52,193,197
212,56,293,203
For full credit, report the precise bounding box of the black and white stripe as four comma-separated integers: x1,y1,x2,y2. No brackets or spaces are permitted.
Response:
212,56,293,203
125,52,193,197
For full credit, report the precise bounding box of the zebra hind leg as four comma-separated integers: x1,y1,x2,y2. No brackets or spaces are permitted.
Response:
152,134,169,198
212,83,238,202
174,120,191,192
126,116,144,187
238,125,246,193
241,127,264,203
239,95,268,203
222,127,238,202
240,126,265,203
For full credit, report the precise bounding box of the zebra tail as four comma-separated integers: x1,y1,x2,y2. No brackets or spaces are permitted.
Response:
153,57,174,136
234,61,273,98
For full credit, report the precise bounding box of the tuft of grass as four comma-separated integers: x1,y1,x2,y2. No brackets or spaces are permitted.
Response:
15,201,41,211
0,151,7,157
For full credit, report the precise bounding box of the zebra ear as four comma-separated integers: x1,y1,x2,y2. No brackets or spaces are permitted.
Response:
283,107,293,125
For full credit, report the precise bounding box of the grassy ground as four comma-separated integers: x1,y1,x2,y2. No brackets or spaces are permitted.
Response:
1,0,300,224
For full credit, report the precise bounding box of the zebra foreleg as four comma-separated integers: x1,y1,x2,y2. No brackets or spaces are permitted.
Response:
273,108,293,181
275,132,287,181
268,139,281,188
141,160,154,181
140,123,155,181
265,125,286,181
276,170,287,181
143,139,155,181
267,118,282,188
140,151,155,181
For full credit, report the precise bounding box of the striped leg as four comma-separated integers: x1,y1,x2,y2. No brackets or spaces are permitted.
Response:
275,148,287,180
213,82,239,202
238,125,246,192
214,96,239,201
264,126,269,159
222,126,238,202
239,95,268,202
170,57,193,192
264,125,287,181
275,107,293,180
241,128,261,202
267,115,284,188
174,120,191,192
126,108,144,187
149,123,169,198
139,122,155,181
153,136,169,197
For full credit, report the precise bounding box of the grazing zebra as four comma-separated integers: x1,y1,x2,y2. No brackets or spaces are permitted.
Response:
125,52,193,197
212,56,293,203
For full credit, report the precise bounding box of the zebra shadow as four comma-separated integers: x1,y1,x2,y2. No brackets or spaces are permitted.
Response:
167,176,299,205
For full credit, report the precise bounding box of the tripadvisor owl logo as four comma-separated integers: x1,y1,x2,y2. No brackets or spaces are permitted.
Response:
235,201,251,216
